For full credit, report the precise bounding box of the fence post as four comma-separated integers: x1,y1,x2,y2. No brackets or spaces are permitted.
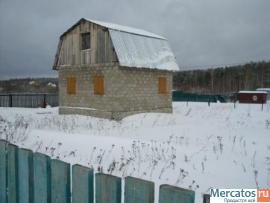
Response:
124,176,154,203
72,164,94,203
95,173,121,203
7,144,18,203
43,94,46,108
51,159,71,203
159,185,195,203
0,140,7,203
32,152,51,203
17,148,33,203
203,194,210,203
9,94,12,107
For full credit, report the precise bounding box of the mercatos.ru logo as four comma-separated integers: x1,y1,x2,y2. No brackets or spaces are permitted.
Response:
209,188,270,203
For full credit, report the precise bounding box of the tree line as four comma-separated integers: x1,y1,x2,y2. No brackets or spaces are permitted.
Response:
0,78,58,93
173,61,270,95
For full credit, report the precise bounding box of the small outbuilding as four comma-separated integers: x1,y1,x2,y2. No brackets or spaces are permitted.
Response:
53,18,179,120
238,91,267,104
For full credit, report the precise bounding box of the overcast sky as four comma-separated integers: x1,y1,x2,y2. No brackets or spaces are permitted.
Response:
0,0,270,79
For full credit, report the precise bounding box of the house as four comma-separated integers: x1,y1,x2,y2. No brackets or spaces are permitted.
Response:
53,18,179,120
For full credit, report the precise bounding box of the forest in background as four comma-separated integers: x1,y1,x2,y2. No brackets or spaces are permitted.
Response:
173,61,270,95
0,78,58,93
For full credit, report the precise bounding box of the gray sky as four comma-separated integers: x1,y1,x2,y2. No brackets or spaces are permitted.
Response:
0,0,270,79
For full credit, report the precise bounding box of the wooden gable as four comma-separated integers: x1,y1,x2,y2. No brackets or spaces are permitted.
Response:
53,19,118,69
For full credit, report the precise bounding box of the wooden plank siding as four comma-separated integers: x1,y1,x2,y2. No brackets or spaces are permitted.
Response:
57,21,117,67
97,29,105,63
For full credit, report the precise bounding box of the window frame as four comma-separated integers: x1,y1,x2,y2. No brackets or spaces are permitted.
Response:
93,75,104,96
158,76,167,94
81,32,91,50
67,77,76,95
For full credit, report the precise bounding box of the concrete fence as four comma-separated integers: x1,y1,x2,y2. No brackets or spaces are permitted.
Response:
0,140,210,203
0,93,58,108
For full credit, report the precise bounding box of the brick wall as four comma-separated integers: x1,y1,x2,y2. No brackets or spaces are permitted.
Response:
58,64,172,120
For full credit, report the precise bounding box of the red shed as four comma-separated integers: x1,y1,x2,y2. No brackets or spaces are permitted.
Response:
238,91,267,104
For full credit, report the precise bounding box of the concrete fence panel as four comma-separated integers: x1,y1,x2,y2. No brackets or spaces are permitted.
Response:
95,173,121,203
17,148,33,203
159,185,195,203
33,152,51,203
7,144,18,203
0,140,7,203
72,164,94,203
124,176,154,203
51,159,71,203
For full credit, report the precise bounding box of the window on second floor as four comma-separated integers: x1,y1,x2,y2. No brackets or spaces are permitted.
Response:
81,32,90,50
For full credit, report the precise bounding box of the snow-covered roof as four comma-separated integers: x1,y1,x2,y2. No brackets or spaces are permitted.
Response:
256,88,270,91
109,29,179,71
61,18,179,71
89,19,165,40
238,91,267,94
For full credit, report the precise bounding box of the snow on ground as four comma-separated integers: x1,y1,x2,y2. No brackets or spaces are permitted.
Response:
0,102,270,202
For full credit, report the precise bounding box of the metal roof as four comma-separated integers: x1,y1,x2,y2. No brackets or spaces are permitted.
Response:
89,19,165,40
109,29,179,71
86,19,179,71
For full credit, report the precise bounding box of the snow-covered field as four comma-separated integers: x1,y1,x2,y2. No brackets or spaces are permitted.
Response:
0,102,269,202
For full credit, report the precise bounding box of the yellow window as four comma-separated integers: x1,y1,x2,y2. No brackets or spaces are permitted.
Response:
67,77,76,95
158,77,167,94
93,75,104,95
